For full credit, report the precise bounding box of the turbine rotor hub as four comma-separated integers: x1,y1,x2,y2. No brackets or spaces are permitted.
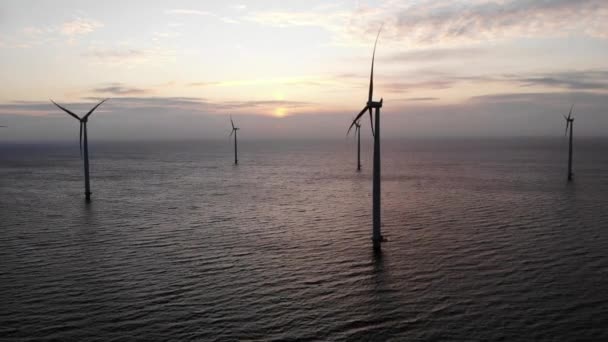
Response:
368,100,383,108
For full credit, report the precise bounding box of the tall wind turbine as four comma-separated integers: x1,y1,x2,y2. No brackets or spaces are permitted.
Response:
229,115,239,165
564,105,575,182
51,98,108,201
347,25,385,250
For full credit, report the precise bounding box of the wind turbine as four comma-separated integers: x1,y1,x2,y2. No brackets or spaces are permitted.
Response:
350,119,362,171
564,105,575,182
347,25,385,250
229,115,239,165
51,98,108,201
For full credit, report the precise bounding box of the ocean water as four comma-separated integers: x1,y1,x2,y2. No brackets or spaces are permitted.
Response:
1,138,607,341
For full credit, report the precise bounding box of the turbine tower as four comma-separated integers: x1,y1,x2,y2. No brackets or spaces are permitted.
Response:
564,105,575,182
229,115,239,165
347,25,385,250
51,98,108,202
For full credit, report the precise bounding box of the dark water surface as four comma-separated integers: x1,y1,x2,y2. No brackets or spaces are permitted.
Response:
1,138,607,341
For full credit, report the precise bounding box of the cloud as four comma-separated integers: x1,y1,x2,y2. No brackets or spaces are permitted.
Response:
220,17,239,24
3,90,608,140
187,76,331,88
331,68,608,94
78,96,313,115
166,8,240,23
81,47,175,66
250,0,608,46
249,10,348,30
231,5,247,11
188,81,221,87
7,17,102,47
0,96,317,120
153,31,181,39
331,71,478,93
469,91,606,105
216,100,311,110
85,96,210,111
0,101,57,116
92,83,152,96
405,97,440,101
511,70,608,91
60,18,103,37
383,80,457,93
385,47,487,63
391,0,608,44
82,48,146,64
165,9,214,16
23,26,54,36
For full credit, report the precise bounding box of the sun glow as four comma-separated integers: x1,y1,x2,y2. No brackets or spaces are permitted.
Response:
274,107,287,118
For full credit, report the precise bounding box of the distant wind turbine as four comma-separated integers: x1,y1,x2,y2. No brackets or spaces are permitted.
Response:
564,105,575,182
51,98,108,201
229,115,239,165
350,119,362,171
347,25,385,250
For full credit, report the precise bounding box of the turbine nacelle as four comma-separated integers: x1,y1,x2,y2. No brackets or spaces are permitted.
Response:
367,100,383,109
229,115,240,137
229,115,239,132
51,98,108,157
564,104,574,135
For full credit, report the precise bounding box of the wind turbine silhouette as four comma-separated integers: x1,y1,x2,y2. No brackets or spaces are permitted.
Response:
564,104,575,182
229,115,239,165
51,98,108,201
347,25,385,250
351,119,362,171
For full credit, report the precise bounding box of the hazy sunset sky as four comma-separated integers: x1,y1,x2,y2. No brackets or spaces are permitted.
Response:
1,0,607,140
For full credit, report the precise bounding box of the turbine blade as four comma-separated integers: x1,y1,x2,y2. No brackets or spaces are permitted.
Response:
568,104,574,119
368,107,374,137
229,129,234,137
565,121,569,136
79,122,83,158
230,115,235,129
83,98,109,120
368,24,383,103
347,106,368,135
51,100,81,120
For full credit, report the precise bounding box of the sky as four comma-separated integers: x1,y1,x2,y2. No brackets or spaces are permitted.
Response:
0,0,607,141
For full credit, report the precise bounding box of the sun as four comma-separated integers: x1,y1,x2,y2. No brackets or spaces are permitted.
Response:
274,107,287,118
